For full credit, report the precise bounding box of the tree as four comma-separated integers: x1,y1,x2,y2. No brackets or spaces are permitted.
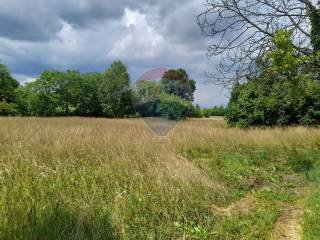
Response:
98,61,133,118
202,106,226,117
198,0,320,87
161,69,196,101
226,31,320,127
134,80,163,117
24,71,60,117
0,64,19,102
133,68,196,120
15,86,32,116
0,63,19,116
55,70,81,115
74,73,104,116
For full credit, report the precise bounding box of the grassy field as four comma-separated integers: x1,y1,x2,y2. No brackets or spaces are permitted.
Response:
0,117,319,239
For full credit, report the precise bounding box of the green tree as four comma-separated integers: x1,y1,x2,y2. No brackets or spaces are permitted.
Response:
0,101,18,116
0,64,19,103
161,69,196,102
226,30,320,127
74,73,103,116
14,86,31,116
55,70,81,115
15,70,105,117
133,80,163,117
0,63,19,116
98,61,133,117
25,71,60,117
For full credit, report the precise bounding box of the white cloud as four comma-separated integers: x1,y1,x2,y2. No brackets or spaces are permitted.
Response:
194,83,228,107
109,9,164,60
56,22,78,48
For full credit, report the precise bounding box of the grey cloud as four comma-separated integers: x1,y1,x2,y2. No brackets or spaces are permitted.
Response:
0,0,63,41
54,0,129,28
55,0,190,28
0,0,132,41
156,1,208,49
0,0,228,106
0,0,203,43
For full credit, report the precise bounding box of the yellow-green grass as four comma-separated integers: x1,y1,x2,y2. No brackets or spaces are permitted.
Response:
0,117,319,239
302,166,320,240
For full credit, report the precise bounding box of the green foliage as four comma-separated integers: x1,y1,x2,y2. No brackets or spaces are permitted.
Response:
55,70,81,115
0,62,138,117
202,106,226,117
310,6,320,52
23,71,61,117
74,72,104,116
14,87,31,116
0,101,18,116
133,81,163,117
227,30,320,127
134,69,196,120
161,69,196,101
157,94,192,120
0,64,19,103
136,80,163,98
0,62,198,119
98,61,134,118
188,104,203,118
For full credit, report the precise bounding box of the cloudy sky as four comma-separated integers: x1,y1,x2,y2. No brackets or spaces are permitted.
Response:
0,0,228,106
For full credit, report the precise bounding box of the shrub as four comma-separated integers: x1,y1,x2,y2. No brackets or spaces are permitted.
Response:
0,101,18,116
134,99,161,117
188,105,203,118
157,95,192,120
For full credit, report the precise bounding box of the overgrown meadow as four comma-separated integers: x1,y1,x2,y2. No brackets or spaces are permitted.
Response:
0,117,319,239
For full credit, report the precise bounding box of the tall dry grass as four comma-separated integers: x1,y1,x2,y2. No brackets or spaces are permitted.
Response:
0,117,319,239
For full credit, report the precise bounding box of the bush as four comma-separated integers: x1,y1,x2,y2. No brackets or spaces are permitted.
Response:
157,95,192,120
0,101,18,116
134,99,161,117
188,105,203,118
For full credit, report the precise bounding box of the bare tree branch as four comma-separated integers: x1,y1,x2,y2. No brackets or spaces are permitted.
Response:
198,0,318,87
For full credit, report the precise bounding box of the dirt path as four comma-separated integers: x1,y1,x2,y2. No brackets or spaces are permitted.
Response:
270,185,310,240
270,205,304,240
210,186,307,240
211,195,256,216
212,197,305,240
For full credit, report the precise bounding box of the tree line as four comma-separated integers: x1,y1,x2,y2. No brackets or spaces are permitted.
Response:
0,61,206,119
